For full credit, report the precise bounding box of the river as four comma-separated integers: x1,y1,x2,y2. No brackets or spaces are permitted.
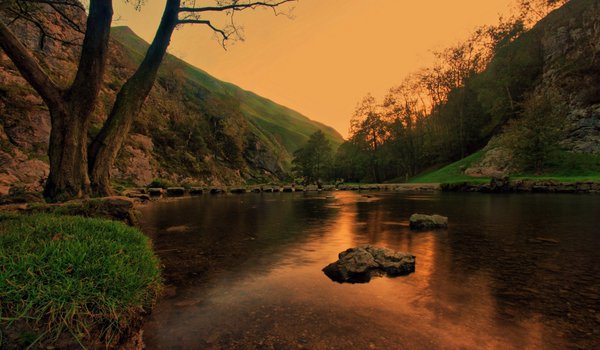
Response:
138,191,600,349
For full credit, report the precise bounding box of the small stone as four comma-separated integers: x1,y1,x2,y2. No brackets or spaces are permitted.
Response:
409,213,448,230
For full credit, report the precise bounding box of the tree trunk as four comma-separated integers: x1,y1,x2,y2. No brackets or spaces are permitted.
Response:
44,105,91,201
88,0,180,196
0,0,112,201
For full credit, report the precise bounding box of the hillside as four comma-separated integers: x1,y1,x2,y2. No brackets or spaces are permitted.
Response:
408,0,600,183
111,27,342,157
0,14,343,193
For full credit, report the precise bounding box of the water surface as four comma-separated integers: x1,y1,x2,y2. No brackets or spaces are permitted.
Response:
138,192,600,349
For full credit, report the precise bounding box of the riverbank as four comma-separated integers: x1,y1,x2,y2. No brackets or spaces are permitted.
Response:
440,178,600,193
0,213,162,349
118,178,600,201
122,183,441,200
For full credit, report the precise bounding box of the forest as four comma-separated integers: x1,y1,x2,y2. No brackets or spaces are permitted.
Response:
293,0,598,185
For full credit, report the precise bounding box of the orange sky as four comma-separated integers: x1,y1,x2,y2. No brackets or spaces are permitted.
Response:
113,0,514,138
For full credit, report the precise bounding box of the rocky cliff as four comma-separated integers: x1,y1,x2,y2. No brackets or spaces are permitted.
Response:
540,0,600,153
466,0,599,176
0,5,343,195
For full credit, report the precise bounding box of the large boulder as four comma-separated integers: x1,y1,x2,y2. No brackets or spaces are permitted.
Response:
409,214,448,230
322,245,415,283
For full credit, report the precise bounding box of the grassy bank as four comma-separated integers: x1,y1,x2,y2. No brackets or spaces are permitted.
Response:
409,150,600,184
408,151,489,184
0,213,162,349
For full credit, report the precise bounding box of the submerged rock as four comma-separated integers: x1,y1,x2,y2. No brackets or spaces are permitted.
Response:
409,213,448,230
322,245,415,283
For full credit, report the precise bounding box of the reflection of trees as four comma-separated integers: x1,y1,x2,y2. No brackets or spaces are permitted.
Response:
139,194,339,287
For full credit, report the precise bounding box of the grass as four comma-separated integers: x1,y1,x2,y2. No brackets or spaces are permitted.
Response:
513,152,600,180
409,150,600,184
408,150,490,184
0,213,162,348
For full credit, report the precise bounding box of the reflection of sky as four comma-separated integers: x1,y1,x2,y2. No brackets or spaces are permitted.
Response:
139,192,599,349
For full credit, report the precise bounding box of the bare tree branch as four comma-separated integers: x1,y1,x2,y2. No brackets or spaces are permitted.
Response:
178,0,295,13
0,20,63,108
5,9,83,47
176,0,295,48
11,0,86,11
177,19,230,41
48,2,84,34
3,0,86,47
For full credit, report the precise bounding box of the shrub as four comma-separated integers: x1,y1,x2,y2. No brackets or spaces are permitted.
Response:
501,92,566,173
147,178,173,189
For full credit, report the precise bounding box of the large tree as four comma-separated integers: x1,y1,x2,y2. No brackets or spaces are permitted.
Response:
349,94,388,183
0,0,294,201
292,130,333,185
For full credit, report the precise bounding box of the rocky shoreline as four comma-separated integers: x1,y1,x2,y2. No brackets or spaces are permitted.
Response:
123,179,600,200
122,183,441,199
1,179,597,217
441,178,600,194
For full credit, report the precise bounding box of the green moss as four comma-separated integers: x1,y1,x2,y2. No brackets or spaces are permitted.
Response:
0,213,162,348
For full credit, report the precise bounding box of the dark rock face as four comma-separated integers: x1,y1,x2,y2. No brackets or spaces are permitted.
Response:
409,214,448,230
322,245,415,283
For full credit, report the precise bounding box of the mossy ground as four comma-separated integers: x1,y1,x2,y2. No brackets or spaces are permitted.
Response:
0,213,162,349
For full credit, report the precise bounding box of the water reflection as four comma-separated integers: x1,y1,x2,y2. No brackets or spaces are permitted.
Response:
138,192,600,349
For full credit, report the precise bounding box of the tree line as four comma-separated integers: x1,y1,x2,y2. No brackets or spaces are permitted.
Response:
293,0,569,184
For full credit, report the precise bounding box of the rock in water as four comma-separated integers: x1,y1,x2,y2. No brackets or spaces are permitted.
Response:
166,187,185,197
322,245,415,283
409,213,448,230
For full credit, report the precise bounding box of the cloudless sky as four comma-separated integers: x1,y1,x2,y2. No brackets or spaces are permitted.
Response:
113,0,514,138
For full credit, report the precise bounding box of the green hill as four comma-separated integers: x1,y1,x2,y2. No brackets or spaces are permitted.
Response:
111,26,343,160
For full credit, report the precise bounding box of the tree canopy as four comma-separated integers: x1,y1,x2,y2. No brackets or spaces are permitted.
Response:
292,130,333,185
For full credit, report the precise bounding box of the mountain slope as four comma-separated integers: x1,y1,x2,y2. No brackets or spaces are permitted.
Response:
0,12,343,193
111,26,343,159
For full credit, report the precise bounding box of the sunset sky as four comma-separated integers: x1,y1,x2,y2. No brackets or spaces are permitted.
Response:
113,0,514,138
